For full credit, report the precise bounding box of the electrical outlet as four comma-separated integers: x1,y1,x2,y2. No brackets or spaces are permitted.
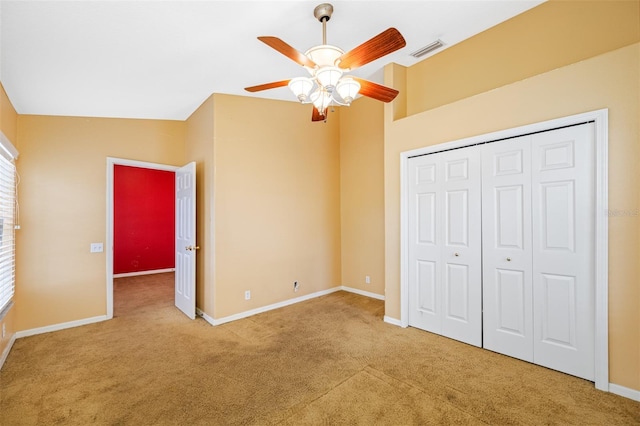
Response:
244,290,251,300
294,281,299,292
365,275,371,284
90,243,103,253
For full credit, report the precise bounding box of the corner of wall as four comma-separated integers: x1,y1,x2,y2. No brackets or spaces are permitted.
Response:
384,63,407,123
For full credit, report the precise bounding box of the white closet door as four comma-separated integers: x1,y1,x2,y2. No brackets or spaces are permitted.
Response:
440,148,482,347
408,154,442,334
531,124,595,381
407,147,482,347
482,136,534,361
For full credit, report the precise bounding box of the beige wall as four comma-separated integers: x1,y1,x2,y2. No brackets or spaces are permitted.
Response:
15,115,185,330
384,43,640,390
340,97,385,296
210,94,341,319
0,82,18,363
185,94,215,315
1,83,18,143
406,0,640,117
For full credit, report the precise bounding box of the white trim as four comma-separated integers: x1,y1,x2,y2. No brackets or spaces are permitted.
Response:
0,333,16,370
197,287,342,326
384,316,403,327
593,113,609,391
609,384,640,402
0,130,19,160
195,308,216,325
106,158,180,320
400,143,410,328
400,109,609,391
341,286,385,300
15,315,108,338
113,268,175,278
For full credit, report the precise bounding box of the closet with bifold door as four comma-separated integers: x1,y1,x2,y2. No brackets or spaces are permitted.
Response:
407,123,595,381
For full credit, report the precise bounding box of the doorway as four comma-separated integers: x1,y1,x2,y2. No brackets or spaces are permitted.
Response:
106,158,179,319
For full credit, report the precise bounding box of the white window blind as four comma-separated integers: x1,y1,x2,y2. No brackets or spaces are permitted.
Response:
0,153,16,313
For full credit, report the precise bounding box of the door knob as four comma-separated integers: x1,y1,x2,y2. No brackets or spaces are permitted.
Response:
506,257,511,261
454,252,459,257
185,245,200,251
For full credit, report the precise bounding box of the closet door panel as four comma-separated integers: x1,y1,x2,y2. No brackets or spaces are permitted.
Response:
482,137,533,361
532,124,595,381
408,155,443,334
441,148,482,347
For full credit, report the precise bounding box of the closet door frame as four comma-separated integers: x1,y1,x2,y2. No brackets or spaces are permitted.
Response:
399,109,608,392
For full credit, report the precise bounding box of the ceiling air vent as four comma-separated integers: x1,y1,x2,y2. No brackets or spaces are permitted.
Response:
410,39,445,58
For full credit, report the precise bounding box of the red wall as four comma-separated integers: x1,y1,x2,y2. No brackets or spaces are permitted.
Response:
114,165,175,274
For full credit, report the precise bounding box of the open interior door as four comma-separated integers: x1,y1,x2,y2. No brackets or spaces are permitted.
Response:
175,162,196,319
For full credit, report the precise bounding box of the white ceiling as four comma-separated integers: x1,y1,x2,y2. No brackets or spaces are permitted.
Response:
0,1,544,121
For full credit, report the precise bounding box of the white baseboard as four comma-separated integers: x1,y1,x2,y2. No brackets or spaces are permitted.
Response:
609,383,640,401
196,308,215,325
383,316,403,327
341,286,385,300
113,268,175,278
0,333,16,370
15,315,108,338
197,287,343,326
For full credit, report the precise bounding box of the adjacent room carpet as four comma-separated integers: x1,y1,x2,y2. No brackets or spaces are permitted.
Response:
1,273,638,425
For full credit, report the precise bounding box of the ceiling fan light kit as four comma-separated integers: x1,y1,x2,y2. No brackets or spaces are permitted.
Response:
245,3,406,122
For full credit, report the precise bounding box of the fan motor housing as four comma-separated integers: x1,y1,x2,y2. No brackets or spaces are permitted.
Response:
314,3,333,22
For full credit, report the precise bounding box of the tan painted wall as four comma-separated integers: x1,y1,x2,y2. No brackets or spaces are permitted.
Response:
340,97,385,296
211,94,341,319
1,83,18,143
407,0,640,117
0,82,18,364
384,43,640,390
185,94,215,315
15,115,185,330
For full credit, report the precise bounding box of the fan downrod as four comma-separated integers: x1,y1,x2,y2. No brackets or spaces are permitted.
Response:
313,3,333,22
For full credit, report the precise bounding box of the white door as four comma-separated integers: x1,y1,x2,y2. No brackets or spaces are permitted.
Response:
482,136,534,361
408,147,482,347
531,124,595,380
481,124,595,380
408,154,442,335
175,162,197,319
440,148,482,346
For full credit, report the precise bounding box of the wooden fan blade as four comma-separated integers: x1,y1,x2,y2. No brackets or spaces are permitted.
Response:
258,36,317,68
352,78,399,103
337,28,406,70
312,106,328,122
244,80,291,93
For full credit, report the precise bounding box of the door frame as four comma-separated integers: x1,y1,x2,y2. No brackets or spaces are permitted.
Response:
105,157,179,319
399,109,609,391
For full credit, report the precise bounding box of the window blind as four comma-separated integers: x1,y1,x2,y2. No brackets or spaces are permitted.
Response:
0,154,16,313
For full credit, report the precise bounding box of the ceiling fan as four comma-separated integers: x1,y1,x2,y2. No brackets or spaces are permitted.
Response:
244,3,406,122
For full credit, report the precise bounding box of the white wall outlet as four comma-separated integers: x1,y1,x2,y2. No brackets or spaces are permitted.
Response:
90,243,103,253
365,275,371,284
244,290,251,300
294,281,299,292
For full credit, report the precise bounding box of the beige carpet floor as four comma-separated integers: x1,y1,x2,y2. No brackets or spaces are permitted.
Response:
1,272,638,425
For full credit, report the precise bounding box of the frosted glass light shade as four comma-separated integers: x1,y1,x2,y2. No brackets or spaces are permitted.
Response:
288,77,314,103
304,45,344,69
315,66,343,89
310,88,332,112
336,78,360,104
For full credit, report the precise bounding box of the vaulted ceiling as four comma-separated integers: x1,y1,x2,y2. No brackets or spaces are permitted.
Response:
0,1,544,120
